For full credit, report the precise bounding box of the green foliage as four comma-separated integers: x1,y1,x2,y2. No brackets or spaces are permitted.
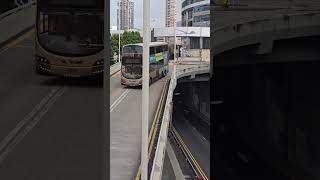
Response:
110,31,142,63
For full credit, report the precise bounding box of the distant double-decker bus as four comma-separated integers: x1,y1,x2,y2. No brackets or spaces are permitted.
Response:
121,42,169,86
35,0,104,77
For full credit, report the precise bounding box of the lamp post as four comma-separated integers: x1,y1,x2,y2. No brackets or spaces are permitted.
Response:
173,24,177,77
200,27,202,62
118,33,121,63
142,0,150,179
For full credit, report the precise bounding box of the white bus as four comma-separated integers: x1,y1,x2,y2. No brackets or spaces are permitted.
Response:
35,0,104,77
121,42,169,86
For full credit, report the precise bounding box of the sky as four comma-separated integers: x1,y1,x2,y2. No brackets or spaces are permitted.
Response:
110,0,182,29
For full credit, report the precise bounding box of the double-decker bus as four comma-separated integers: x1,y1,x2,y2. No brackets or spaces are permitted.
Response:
121,42,169,86
35,0,104,77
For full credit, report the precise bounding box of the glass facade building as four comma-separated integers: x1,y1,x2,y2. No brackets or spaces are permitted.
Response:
181,0,210,27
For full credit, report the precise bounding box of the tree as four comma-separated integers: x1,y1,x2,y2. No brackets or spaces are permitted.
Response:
110,31,142,64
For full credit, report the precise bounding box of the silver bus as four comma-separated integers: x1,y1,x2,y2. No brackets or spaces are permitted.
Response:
121,42,169,86
35,0,104,77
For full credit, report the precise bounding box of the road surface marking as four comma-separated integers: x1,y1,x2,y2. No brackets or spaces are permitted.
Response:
166,141,185,180
111,69,121,77
110,89,130,112
0,28,34,55
0,86,65,164
172,126,208,180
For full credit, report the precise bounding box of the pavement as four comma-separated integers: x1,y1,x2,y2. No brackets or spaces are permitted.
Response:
0,32,103,179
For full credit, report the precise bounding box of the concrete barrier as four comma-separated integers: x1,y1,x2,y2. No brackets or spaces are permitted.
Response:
213,11,320,57
150,64,210,180
0,2,35,46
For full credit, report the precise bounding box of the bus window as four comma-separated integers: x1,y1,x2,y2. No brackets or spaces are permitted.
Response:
163,45,168,52
37,11,103,56
150,47,155,55
158,59,164,65
123,45,142,54
155,46,163,54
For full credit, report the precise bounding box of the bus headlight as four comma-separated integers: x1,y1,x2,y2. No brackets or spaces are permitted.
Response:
36,56,49,63
94,59,104,66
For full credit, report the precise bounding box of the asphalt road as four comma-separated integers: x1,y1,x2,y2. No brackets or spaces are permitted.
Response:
110,65,170,179
0,32,103,179
172,94,211,179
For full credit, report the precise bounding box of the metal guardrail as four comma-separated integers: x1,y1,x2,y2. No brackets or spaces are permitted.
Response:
150,64,210,180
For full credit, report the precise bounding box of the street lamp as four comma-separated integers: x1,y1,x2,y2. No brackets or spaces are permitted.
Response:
118,33,121,63
142,0,150,179
200,28,202,62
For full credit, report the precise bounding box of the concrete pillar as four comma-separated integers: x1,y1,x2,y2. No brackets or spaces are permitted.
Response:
185,11,188,26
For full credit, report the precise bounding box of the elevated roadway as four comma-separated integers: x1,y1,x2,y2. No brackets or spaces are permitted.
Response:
212,0,320,66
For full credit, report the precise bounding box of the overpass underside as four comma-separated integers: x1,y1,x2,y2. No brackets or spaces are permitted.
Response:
168,75,211,179
213,35,320,179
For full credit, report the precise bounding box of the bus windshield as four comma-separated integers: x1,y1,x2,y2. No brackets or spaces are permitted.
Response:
37,11,103,57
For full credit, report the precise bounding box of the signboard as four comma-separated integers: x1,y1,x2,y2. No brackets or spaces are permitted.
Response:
155,53,163,61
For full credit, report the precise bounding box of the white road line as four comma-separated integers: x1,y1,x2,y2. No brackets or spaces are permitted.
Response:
0,86,65,164
166,141,185,180
110,89,130,113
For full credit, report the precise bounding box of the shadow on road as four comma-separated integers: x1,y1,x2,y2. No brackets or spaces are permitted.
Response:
39,76,103,88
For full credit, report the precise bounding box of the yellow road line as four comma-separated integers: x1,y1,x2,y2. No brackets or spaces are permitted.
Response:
172,126,208,180
173,127,207,179
135,79,169,180
148,80,168,156
148,80,168,150
111,69,121,77
172,127,205,178
0,28,34,55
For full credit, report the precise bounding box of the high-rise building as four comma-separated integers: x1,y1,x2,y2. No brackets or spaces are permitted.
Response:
181,0,210,27
165,0,176,27
117,0,134,30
